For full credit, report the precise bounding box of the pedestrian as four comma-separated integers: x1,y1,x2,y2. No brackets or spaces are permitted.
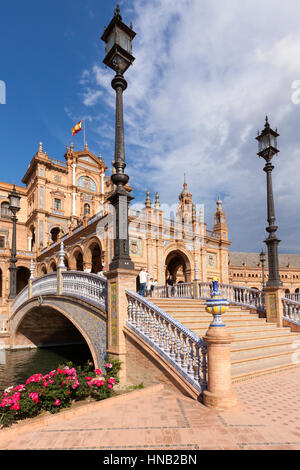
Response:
139,267,147,297
147,277,153,297
150,278,157,297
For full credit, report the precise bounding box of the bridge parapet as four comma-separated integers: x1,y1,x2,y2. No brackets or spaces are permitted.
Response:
13,271,107,314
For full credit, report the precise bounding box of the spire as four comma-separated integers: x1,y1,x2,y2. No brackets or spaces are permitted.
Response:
70,142,74,151
38,142,43,154
216,195,223,211
30,259,35,281
84,141,89,150
179,174,192,201
265,115,270,129
145,190,151,209
114,0,122,20
154,192,160,209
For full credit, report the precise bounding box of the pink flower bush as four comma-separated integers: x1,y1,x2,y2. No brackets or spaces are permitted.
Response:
0,358,120,428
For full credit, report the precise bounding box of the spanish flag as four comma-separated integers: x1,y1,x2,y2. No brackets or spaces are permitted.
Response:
72,120,82,136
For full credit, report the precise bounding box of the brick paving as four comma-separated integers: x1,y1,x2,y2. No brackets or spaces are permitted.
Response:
0,368,300,450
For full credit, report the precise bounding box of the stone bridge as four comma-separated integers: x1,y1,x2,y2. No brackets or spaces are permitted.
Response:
11,271,108,369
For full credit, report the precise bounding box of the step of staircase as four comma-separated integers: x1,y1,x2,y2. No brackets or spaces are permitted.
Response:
150,297,300,381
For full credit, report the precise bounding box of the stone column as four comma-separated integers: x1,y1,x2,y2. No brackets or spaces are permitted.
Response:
264,286,285,327
203,327,237,409
106,268,137,382
203,278,237,409
57,241,66,295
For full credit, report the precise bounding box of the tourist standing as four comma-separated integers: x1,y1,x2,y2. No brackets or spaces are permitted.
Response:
139,268,147,297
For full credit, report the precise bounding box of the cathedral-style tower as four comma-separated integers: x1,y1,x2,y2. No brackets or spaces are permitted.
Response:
177,175,194,225
213,196,228,240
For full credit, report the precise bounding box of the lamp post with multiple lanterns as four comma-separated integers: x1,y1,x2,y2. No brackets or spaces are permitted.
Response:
256,116,282,288
101,2,135,271
8,185,21,299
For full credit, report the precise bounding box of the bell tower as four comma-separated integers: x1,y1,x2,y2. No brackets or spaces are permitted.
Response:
177,174,194,225
213,196,228,240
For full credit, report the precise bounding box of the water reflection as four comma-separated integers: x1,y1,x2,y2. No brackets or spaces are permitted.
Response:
0,345,92,392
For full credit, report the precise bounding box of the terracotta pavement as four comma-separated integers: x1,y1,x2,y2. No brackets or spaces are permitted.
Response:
0,368,300,450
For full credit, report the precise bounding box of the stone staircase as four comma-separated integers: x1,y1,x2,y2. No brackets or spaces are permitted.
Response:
151,298,300,382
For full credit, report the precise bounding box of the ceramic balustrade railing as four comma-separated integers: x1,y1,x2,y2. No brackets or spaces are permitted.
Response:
13,271,108,313
282,298,300,325
13,286,29,311
126,290,207,394
32,273,57,297
153,281,265,311
285,293,300,302
153,283,193,299
62,271,107,312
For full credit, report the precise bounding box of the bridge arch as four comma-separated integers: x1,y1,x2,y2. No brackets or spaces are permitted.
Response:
11,296,107,370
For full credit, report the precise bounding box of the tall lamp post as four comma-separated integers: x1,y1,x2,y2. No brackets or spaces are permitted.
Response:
101,3,135,271
259,249,266,288
8,185,21,299
256,116,282,288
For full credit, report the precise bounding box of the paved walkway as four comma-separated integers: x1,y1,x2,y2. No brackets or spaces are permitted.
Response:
0,368,300,450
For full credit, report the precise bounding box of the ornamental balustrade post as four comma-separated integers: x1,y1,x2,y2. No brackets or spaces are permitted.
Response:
57,241,67,295
28,259,34,300
203,277,238,409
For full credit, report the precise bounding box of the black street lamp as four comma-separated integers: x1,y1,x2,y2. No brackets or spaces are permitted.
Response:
259,249,266,288
101,3,135,271
256,116,282,288
8,185,21,299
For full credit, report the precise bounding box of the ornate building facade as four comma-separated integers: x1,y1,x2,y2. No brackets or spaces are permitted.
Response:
229,252,300,294
0,143,231,320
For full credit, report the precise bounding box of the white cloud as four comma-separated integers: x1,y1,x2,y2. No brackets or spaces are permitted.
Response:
79,0,300,253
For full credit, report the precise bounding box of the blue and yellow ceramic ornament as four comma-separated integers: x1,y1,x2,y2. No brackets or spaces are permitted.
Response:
205,277,229,327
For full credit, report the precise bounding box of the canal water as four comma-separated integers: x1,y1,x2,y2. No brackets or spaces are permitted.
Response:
0,344,92,393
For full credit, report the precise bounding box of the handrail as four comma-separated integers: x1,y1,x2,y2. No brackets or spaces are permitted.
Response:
282,297,300,325
126,290,207,394
62,271,107,312
13,271,108,313
153,281,266,312
285,293,300,302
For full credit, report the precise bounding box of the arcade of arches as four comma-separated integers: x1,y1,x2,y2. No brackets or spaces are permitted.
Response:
38,238,103,276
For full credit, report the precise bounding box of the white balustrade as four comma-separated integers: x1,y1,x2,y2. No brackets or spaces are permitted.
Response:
13,271,108,313
62,271,107,311
282,298,300,325
32,274,57,297
13,287,29,312
153,281,266,312
126,290,207,393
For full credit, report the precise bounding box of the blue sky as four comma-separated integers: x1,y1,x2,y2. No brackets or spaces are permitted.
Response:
1,0,300,254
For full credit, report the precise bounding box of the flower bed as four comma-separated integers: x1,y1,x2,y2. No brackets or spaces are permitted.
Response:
0,357,120,428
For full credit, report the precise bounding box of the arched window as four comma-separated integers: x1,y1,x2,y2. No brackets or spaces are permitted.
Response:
50,227,60,243
84,203,90,216
1,202,10,218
